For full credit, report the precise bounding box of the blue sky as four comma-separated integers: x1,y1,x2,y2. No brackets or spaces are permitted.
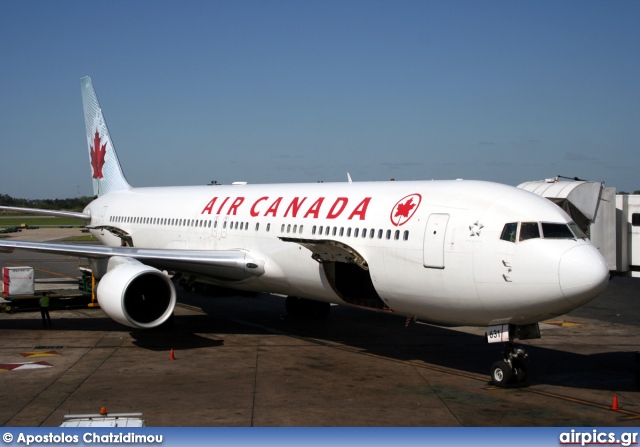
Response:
1,0,638,199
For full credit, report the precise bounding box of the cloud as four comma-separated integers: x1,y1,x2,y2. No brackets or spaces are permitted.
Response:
379,161,425,170
275,163,323,171
565,152,597,161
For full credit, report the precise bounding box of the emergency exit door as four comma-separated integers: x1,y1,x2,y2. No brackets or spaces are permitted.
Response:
423,213,450,268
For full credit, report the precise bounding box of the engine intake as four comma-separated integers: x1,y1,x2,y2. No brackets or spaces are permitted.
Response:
96,256,176,329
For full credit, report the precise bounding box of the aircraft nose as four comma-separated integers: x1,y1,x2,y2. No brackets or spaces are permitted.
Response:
559,244,609,305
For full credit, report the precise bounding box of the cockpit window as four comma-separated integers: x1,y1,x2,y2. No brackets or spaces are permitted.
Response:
542,223,575,239
519,222,540,241
500,221,587,243
568,222,587,239
500,223,518,242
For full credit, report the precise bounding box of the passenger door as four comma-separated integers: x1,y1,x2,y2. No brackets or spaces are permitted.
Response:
423,213,450,268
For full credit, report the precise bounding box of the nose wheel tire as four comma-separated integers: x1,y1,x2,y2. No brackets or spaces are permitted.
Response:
512,359,528,384
490,361,512,387
490,359,528,387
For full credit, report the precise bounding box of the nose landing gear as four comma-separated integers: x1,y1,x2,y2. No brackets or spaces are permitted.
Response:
490,342,528,387
487,323,540,387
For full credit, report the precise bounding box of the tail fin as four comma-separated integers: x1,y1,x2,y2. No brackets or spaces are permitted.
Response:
80,76,131,196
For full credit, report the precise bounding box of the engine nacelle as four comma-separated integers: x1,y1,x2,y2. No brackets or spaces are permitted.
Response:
96,256,176,329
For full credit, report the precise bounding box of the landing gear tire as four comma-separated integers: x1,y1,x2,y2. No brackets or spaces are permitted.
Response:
490,361,513,387
512,359,528,384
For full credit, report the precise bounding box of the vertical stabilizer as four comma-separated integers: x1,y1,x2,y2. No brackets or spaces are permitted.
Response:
80,76,131,196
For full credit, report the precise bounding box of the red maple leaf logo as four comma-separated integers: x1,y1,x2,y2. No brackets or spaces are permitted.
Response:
394,198,416,218
90,131,107,179
390,194,422,226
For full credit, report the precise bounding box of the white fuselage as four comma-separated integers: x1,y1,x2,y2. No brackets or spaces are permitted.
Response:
87,179,609,327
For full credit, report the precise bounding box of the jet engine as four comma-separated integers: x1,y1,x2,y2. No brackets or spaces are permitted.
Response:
96,256,176,329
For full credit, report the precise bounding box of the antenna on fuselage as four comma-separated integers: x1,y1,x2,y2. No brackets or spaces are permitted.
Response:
347,172,353,184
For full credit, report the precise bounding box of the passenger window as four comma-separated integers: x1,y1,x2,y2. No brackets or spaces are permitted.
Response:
394,230,399,240
325,226,330,236
318,226,323,235
332,227,337,236
281,224,285,233
369,229,375,238
299,225,303,234
339,227,344,237
354,228,359,238
500,223,518,242
519,222,540,241
347,228,351,237
403,230,409,241
378,229,383,239
541,223,575,239
266,223,271,232
255,223,259,231
362,228,367,238
312,226,317,235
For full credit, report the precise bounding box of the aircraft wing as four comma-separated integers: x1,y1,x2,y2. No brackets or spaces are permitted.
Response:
0,240,265,281
0,206,90,221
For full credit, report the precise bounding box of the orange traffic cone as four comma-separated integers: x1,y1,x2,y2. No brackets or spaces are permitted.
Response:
611,394,619,411
169,348,175,361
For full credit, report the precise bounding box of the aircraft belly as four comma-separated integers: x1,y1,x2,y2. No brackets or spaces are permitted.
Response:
275,248,344,303
220,239,343,303
375,249,488,326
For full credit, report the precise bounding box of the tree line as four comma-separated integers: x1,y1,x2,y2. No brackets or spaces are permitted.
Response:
0,194,94,212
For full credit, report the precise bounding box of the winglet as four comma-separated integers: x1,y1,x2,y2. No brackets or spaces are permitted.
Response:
80,76,131,196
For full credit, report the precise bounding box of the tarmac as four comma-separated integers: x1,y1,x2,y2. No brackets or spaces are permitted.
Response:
0,228,639,427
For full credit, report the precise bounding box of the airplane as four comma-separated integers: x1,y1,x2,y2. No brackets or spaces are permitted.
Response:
0,77,609,387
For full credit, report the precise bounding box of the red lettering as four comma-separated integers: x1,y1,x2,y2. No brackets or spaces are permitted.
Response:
216,197,230,215
227,197,245,215
250,196,269,217
348,197,371,220
284,197,307,217
304,197,325,219
326,197,348,219
264,197,283,217
201,197,217,214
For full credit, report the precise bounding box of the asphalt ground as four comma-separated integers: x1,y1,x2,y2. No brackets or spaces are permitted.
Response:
0,228,639,427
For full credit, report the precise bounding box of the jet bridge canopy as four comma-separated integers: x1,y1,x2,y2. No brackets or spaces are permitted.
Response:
517,179,603,235
518,178,617,271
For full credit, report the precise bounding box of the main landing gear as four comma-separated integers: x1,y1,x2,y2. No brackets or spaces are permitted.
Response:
487,323,540,388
